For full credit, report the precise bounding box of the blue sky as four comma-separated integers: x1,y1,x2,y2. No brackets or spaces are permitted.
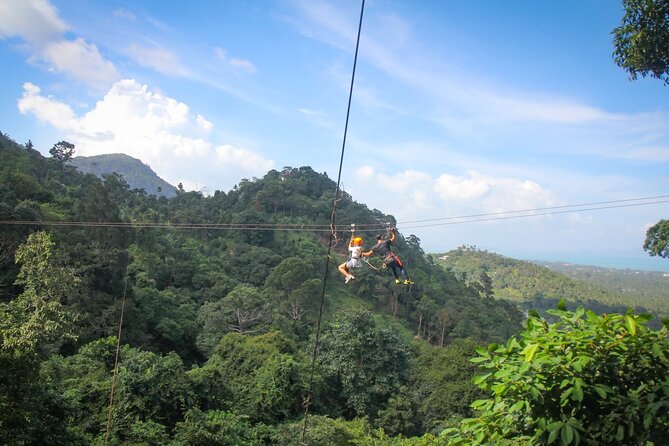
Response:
1,0,668,271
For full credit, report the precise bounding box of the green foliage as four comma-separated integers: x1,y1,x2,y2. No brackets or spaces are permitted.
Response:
272,415,381,446
0,232,82,445
613,0,669,85
109,347,196,440
444,308,669,445
41,337,117,439
643,219,669,258
0,348,80,446
0,133,532,443
49,141,75,163
205,331,307,423
317,308,411,418
436,246,669,318
538,260,669,318
197,285,271,346
1,231,78,356
171,408,262,446
411,339,485,433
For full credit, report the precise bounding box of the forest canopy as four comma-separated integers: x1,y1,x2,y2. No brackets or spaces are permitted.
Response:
1,132,667,445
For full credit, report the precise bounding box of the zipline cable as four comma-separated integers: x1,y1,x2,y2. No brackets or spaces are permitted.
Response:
104,259,130,446
399,199,669,230
398,194,669,225
0,195,666,232
301,1,365,444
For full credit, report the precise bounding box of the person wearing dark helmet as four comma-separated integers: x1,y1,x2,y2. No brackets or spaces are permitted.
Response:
363,228,413,285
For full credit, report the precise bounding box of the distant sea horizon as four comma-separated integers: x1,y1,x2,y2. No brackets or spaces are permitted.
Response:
523,254,669,273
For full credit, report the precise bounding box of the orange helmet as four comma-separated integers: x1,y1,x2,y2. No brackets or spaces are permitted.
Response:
353,237,363,246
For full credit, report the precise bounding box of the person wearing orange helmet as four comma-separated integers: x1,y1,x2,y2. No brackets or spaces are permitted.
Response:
339,233,364,283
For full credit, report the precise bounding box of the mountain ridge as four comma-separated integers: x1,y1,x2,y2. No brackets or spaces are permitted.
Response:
70,153,177,198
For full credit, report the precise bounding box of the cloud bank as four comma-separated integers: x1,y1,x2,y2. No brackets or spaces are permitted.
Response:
18,79,274,191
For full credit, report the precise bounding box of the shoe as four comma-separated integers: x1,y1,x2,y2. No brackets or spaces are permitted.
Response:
395,279,401,284
345,275,355,284
403,279,414,285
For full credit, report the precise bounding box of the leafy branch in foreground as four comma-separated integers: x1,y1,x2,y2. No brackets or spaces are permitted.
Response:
613,0,669,85
444,304,669,445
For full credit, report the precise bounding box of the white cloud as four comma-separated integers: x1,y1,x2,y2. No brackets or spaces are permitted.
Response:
213,47,257,74
196,114,213,132
18,82,78,129
17,79,273,192
42,38,119,89
352,166,558,224
298,108,324,116
113,8,136,21
0,0,67,45
216,144,274,174
434,171,556,214
0,0,118,90
125,43,188,77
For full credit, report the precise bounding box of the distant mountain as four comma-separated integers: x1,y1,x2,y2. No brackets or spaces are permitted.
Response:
434,246,669,318
70,153,177,198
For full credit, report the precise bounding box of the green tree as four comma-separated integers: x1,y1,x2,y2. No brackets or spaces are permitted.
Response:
412,339,484,433
1,231,79,355
613,0,669,85
643,219,669,258
107,347,196,441
445,306,669,445
171,408,263,446
272,416,382,446
0,232,81,445
317,309,411,418
41,337,118,441
198,284,271,338
204,331,306,423
49,140,75,162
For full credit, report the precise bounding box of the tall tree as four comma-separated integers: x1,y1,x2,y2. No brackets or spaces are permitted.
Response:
0,232,81,445
317,308,411,418
612,0,669,85
643,219,669,258
1,231,79,354
49,140,75,164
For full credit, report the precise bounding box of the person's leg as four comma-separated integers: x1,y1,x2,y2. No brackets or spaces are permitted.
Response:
338,262,349,278
388,262,401,283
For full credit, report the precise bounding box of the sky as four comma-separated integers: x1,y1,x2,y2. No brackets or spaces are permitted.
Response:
0,0,668,271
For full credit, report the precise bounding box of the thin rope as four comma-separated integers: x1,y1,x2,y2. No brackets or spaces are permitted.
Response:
104,259,130,446
398,194,669,225
1,195,666,232
300,1,365,444
362,257,382,271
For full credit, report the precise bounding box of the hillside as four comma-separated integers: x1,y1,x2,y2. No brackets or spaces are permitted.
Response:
0,132,524,443
434,246,669,318
535,260,669,308
70,153,177,197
